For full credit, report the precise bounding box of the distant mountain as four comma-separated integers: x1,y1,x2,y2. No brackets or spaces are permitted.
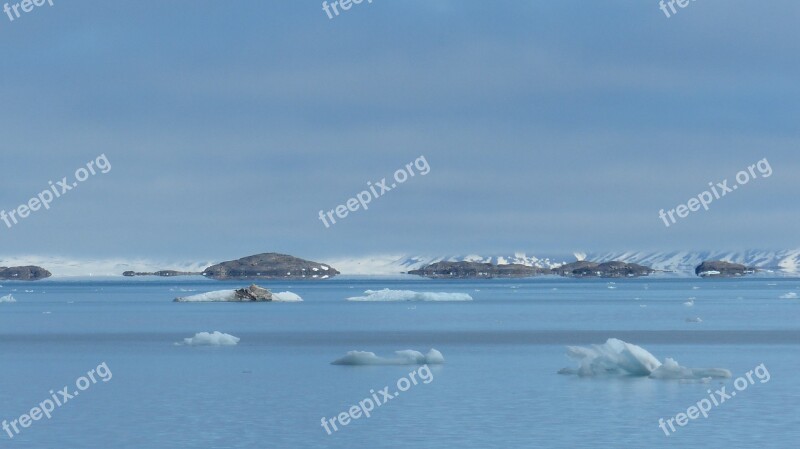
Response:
584,250,800,275
3,249,799,277
323,253,568,275
323,250,800,276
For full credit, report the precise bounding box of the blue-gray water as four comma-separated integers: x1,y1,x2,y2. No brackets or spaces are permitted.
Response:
1,277,799,448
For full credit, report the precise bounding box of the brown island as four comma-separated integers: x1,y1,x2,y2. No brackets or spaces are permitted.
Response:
123,253,340,281
407,260,654,279
0,266,51,281
408,259,758,279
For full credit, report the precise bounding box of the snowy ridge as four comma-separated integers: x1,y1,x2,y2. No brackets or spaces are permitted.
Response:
325,250,800,276
323,252,567,275
0,255,213,278
586,249,800,275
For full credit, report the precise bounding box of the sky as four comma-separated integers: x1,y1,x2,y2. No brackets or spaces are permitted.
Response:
0,0,798,262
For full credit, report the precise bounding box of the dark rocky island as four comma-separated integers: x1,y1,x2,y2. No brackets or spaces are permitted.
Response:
695,260,755,277
202,253,339,280
408,260,654,279
407,261,546,279
552,261,654,278
123,270,202,277
0,266,52,281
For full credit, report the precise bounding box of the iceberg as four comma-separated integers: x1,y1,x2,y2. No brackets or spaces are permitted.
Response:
558,338,730,380
272,291,303,302
0,294,16,303
332,349,444,365
347,289,472,302
175,288,302,302
181,331,240,346
176,290,238,302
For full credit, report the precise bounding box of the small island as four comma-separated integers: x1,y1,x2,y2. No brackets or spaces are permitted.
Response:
120,253,339,280
0,266,52,281
552,261,654,278
408,260,654,279
202,253,339,280
695,260,755,278
407,261,546,279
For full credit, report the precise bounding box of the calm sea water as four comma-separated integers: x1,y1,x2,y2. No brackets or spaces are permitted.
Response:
1,277,799,448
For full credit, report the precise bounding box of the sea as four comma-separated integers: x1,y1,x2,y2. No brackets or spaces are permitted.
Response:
1,276,798,448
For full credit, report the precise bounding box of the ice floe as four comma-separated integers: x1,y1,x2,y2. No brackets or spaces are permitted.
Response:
558,338,730,379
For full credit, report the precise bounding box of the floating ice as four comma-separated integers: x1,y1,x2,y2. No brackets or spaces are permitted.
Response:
558,338,730,380
779,292,797,299
0,294,16,303
332,349,444,365
176,290,238,302
686,317,703,323
182,331,240,346
272,291,303,302
649,358,730,380
347,289,472,302
175,289,302,302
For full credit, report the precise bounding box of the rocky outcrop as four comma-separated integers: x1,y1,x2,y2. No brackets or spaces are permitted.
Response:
0,266,52,281
695,261,755,277
202,253,339,280
122,270,202,277
408,259,654,279
553,261,654,278
234,284,272,301
174,284,277,302
407,261,545,279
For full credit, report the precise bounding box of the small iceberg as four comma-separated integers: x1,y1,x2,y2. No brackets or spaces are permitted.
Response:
272,291,303,302
332,349,444,365
779,292,797,299
347,289,472,302
684,298,695,306
181,331,240,346
175,284,302,302
0,294,16,303
558,338,730,380
686,317,703,323
649,358,729,380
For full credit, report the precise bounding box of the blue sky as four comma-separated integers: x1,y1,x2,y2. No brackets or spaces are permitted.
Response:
0,0,797,261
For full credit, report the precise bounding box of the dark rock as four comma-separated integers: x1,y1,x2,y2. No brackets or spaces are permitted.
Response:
202,253,339,280
695,260,755,277
0,266,51,281
553,261,654,278
234,284,273,301
407,261,546,279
